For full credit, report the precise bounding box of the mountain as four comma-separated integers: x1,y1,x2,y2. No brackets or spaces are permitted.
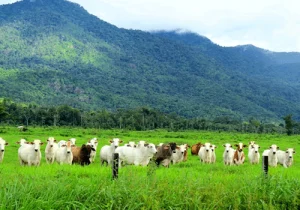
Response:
0,0,300,122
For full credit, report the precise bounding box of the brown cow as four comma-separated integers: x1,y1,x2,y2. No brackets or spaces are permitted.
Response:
155,142,177,167
233,143,246,165
72,144,95,166
183,144,190,161
191,142,202,156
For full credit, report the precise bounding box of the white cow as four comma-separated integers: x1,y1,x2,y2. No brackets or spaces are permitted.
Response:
223,143,235,165
115,143,157,167
0,137,8,163
211,144,217,163
100,138,123,165
16,139,27,146
57,140,67,147
262,144,279,167
69,138,76,145
18,139,43,166
87,137,98,163
45,137,58,164
277,148,295,168
198,143,213,163
157,143,164,147
55,140,73,165
248,143,260,164
171,145,186,164
124,141,136,148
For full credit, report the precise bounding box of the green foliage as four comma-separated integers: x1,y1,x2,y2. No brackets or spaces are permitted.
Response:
0,0,300,122
283,114,294,136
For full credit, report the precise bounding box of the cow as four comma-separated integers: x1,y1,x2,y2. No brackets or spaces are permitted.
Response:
198,143,213,163
72,144,95,166
223,143,235,165
211,144,217,163
0,137,8,163
18,139,43,166
277,148,295,168
99,138,123,165
171,144,187,164
45,137,58,164
86,137,98,163
57,140,67,148
69,138,76,145
191,142,202,155
182,144,189,161
124,141,137,148
16,139,27,146
115,143,157,167
262,144,279,167
248,143,260,164
155,142,177,167
55,140,73,165
233,143,246,165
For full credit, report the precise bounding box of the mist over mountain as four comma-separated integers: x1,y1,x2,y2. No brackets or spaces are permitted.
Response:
1,0,300,122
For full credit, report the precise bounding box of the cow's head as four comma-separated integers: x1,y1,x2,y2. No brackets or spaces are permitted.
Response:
31,139,43,152
285,148,295,159
110,138,122,148
223,143,232,153
269,144,279,155
235,143,246,152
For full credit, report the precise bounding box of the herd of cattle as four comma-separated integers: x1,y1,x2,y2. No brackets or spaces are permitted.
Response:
0,137,296,168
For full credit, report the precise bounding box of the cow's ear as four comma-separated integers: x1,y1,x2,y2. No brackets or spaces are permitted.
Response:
16,142,20,144
30,142,34,145
277,146,279,149
119,140,123,143
71,145,76,147
109,140,113,143
222,144,226,147
234,144,238,147
5,142,8,145
61,145,66,147
176,146,180,149
258,146,261,149
243,145,247,147
269,146,272,149
293,149,296,153
40,143,44,145
214,146,217,148
54,140,57,142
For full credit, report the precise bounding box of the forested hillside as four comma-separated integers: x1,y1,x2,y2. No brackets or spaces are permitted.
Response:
0,0,300,122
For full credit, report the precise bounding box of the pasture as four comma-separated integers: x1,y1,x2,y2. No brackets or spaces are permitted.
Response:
0,126,299,209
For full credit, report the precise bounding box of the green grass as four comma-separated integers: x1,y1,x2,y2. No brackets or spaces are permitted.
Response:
0,126,299,209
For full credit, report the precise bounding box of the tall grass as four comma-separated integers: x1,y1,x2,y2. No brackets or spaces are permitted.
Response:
0,126,299,209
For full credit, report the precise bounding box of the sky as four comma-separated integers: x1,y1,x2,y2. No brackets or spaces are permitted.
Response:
1,0,300,52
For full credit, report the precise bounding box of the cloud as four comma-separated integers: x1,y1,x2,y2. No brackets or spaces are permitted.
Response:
1,0,300,52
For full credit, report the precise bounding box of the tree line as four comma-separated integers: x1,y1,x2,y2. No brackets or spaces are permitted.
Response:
0,98,299,134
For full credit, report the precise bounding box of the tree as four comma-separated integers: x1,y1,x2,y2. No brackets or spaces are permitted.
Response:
283,114,293,136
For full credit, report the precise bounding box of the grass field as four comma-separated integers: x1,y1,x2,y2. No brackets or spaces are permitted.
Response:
0,126,299,209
